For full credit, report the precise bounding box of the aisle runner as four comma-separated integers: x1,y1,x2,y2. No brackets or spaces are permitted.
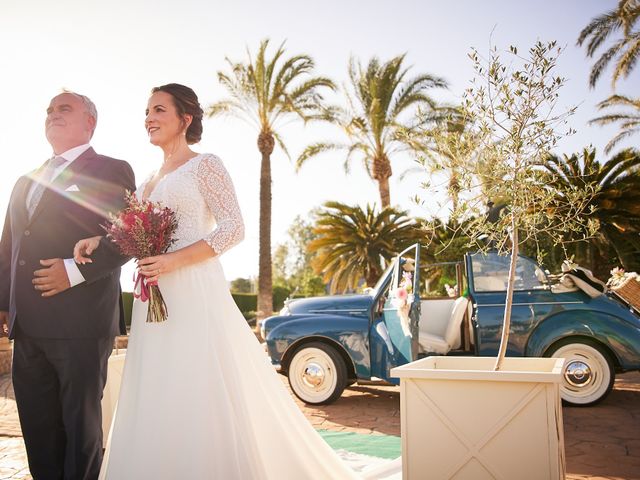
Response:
318,430,401,459
318,430,402,477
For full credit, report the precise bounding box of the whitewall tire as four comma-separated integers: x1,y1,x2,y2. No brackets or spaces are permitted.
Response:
549,340,615,406
287,342,348,405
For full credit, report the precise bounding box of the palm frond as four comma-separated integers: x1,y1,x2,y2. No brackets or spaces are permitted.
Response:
295,142,345,170
390,74,448,120
605,128,640,154
278,77,337,121
578,10,625,55
600,148,640,183
578,0,640,87
207,99,241,117
589,37,627,87
263,39,287,100
590,94,640,151
207,100,260,129
272,131,291,160
612,32,640,84
590,113,640,125
595,94,640,109
273,55,315,92
343,142,369,175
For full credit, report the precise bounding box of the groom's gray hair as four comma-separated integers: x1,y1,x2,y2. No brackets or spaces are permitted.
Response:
60,89,98,134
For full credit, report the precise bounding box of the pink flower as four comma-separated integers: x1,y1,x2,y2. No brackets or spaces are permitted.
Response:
395,287,408,301
401,271,413,291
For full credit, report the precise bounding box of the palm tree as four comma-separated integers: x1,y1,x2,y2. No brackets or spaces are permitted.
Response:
416,112,485,213
297,55,448,208
209,39,335,322
308,202,425,293
590,94,640,153
543,148,640,274
577,0,640,88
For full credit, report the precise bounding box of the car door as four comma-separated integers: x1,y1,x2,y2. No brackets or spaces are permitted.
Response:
370,244,421,383
466,252,543,356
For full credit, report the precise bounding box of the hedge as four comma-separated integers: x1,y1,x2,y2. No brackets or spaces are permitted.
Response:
232,293,257,313
122,291,133,327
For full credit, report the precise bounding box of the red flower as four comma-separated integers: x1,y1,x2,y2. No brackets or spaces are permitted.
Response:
121,212,138,230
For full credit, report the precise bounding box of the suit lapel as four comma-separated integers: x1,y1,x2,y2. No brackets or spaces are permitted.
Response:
12,175,34,230
27,147,99,225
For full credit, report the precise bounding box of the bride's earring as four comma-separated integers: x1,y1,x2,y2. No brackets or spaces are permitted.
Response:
182,116,192,137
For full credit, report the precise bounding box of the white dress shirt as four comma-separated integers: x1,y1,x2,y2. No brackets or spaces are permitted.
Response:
28,144,91,287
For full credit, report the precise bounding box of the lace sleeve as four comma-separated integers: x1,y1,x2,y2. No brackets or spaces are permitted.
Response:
196,154,245,255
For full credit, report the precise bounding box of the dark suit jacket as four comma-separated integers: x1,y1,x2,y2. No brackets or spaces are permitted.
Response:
0,147,136,339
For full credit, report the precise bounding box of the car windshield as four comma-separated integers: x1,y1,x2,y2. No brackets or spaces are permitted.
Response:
471,252,544,292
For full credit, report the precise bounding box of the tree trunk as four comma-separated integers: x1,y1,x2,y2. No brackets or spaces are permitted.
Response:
576,239,587,269
372,154,392,208
257,130,274,330
365,269,379,289
618,247,640,273
609,228,640,274
495,216,518,371
377,177,391,209
591,242,610,281
449,172,460,212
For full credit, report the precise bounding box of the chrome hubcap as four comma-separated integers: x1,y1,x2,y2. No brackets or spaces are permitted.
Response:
302,362,325,388
564,360,592,388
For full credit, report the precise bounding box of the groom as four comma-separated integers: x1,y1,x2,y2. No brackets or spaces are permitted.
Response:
0,91,135,479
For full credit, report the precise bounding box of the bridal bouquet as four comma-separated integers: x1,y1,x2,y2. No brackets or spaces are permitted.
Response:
103,192,179,323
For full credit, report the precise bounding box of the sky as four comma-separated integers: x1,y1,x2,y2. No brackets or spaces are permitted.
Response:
1,0,638,289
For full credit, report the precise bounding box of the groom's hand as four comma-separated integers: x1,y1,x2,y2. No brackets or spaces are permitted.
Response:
0,311,8,337
33,258,71,298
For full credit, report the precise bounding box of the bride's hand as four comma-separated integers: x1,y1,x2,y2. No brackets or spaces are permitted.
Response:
73,236,102,264
138,253,179,284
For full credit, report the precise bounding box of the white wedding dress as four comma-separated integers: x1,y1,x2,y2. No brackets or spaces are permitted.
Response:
99,153,392,479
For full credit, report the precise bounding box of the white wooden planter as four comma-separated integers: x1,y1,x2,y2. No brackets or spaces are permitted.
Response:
391,356,565,480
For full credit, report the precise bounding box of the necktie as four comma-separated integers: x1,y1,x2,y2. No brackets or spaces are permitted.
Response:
28,156,66,219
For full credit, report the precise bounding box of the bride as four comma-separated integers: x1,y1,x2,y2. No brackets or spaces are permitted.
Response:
74,84,397,479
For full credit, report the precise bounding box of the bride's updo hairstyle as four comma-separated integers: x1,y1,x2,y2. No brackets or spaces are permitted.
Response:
151,83,204,145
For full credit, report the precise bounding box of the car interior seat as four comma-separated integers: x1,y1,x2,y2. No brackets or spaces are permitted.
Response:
418,296,470,354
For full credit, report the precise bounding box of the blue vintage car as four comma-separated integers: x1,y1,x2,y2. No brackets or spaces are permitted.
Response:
261,245,640,406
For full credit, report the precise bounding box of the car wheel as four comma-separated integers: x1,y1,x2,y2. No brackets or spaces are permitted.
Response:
287,342,348,405
548,340,615,407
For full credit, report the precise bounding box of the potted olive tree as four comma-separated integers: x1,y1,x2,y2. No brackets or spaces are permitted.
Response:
392,41,597,479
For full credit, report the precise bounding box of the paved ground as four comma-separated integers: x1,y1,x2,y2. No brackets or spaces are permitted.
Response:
1,371,639,479
288,373,640,480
